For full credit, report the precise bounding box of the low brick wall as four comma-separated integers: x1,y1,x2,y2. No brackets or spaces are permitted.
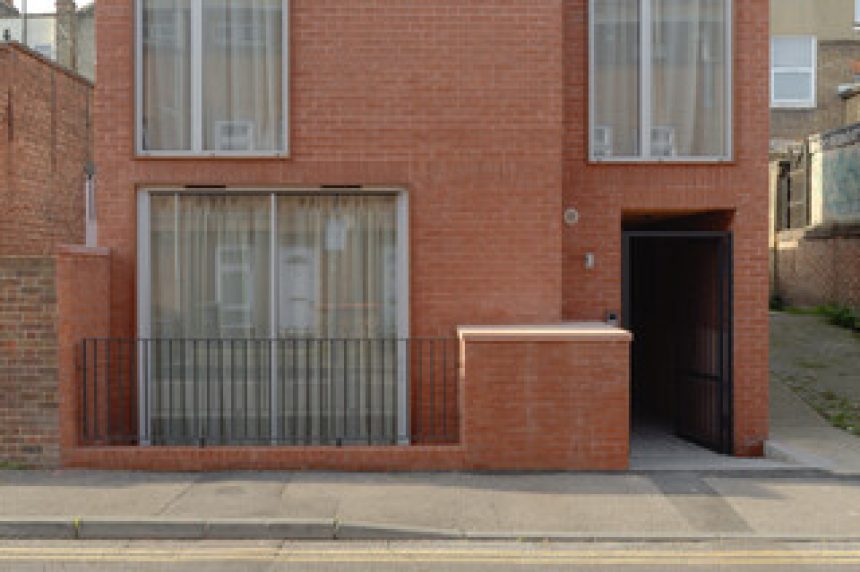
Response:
774,226,860,309
60,323,631,471
0,256,59,467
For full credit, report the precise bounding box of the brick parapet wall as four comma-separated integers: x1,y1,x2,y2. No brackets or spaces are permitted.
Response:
60,326,630,471
56,246,111,458
0,43,92,257
774,228,860,309
0,256,59,467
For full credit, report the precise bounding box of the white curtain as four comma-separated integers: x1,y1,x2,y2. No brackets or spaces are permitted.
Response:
593,0,641,158
651,0,727,157
202,0,284,152
142,0,192,151
147,193,399,445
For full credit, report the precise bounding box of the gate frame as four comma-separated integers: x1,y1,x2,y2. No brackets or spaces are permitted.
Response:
622,230,734,455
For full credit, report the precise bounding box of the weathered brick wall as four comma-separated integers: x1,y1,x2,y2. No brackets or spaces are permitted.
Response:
0,257,59,468
775,228,860,309
0,43,92,256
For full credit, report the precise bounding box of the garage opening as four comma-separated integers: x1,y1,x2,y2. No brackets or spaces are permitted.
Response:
622,213,733,456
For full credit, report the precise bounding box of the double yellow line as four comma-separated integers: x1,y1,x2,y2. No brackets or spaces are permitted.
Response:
0,547,859,566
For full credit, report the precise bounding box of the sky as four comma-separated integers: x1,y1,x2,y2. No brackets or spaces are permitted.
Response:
13,0,94,13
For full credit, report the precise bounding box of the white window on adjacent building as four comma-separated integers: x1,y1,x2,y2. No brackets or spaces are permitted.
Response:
589,0,733,162
855,0,860,31
136,0,289,156
771,36,817,109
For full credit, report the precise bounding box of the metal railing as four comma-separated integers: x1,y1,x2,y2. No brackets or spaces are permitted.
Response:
78,338,459,447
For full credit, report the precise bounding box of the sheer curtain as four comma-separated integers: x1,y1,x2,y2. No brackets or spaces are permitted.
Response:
203,0,284,152
651,0,727,157
277,195,399,444
593,0,641,158
150,194,271,444
147,193,399,444
142,0,192,151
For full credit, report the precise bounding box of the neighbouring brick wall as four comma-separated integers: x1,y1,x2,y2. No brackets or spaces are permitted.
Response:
0,43,92,257
775,227,860,309
0,257,59,468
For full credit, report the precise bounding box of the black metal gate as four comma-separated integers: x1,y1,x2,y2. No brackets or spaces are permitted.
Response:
623,231,733,455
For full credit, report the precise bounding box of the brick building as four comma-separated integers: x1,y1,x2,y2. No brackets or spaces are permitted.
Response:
0,41,93,467
45,0,769,471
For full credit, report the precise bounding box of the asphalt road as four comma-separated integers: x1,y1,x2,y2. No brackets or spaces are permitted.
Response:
2,541,860,571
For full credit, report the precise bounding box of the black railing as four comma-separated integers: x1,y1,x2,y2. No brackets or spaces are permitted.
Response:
79,338,459,447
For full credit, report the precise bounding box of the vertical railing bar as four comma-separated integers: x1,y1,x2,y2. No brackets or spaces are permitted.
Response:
129,339,136,442
342,339,347,442
244,339,249,441
281,339,286,443
366,338,372,445
105,339,112,440
81,339,88,441
145,340,151,443
193,339,198,443
320,339,326,445
115,340,122,440
442,339,447,441
417,338,422,442
380,337,386,444
293,338,298,445
168,339,173,444
305,338,310,446
391,339,396,443
230,339,236,443
429,339,435,440
206,339,211,444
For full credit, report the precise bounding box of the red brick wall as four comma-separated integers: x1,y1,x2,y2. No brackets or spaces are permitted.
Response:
462,338,630,470
87,0,770,466
561,0,770,456
0,257,59,467
0,44,93,256
94,0,565,342
56,246,111,460
775,229,860,309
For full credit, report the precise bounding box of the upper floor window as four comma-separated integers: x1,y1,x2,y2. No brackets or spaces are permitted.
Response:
136,0,288,156
854,0,859,31
589,0,732,162
770,36,816,109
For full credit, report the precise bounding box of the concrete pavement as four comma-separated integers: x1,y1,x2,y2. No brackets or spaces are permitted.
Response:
1,468,860,541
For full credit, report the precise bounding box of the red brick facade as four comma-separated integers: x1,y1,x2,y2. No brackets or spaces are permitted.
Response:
0,43,93,256
52,0,770,469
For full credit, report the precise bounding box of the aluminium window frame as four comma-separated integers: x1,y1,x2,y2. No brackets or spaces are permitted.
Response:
770,35,817,110
588,0,734,163
134,0,291,158
136,187,411,445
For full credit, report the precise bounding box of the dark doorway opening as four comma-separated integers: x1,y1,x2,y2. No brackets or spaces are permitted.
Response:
622,229,733,455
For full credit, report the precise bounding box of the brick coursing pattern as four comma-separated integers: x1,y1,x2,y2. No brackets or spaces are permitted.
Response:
774,229,860,309
0,257,58,468
0,43,93,257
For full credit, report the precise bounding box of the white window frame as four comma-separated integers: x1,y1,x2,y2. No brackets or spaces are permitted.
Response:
770,36,817,109
136,187,411,444
135,0,290,158
588,0,734,163
855,0,860,31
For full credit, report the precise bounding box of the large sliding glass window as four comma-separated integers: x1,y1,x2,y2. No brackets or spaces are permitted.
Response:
590,0,732,161
138,0,288,155
140,191,406,446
